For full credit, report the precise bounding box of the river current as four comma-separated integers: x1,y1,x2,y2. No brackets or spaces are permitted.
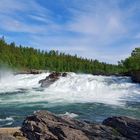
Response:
0,72,140,127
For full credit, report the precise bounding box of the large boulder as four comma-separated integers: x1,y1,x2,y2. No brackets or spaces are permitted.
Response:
39,72,67,87
103,116,140,140
21,110,127,140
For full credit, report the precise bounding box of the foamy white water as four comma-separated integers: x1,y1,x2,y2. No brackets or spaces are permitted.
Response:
0,72,140,106
59,112,79,118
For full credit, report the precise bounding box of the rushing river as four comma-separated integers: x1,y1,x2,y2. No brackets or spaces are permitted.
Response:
0,72,140,127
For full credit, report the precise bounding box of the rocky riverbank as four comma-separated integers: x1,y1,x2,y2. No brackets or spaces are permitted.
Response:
0,127,26,140
14,69,48,75
1,110,140,140
130,70,140,83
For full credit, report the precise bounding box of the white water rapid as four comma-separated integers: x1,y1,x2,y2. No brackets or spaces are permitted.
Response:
0,72,140,106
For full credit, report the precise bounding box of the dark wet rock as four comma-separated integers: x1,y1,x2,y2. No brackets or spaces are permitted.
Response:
62,72,67,77
21,110,127,140
39,72,67,87
103,116,140,140
13,131,24,138
130,70,140,83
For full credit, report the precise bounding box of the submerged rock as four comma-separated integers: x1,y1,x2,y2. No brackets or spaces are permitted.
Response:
39,72,67,87
21,110,127,140
103,116,140,140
